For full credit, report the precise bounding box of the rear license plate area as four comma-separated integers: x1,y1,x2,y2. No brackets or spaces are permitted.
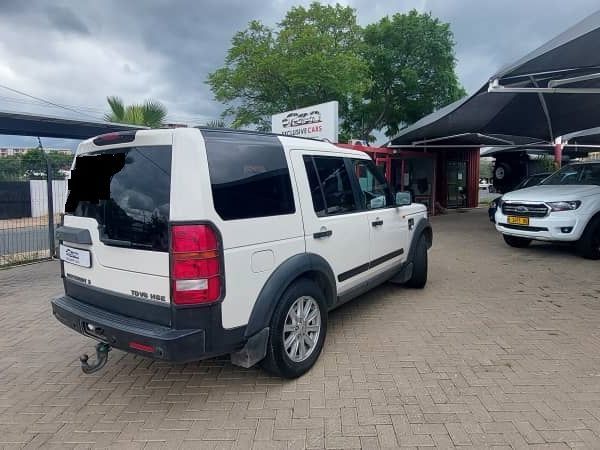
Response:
60,244,91,268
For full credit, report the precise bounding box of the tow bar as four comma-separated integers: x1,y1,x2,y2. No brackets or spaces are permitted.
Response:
80,342,111,374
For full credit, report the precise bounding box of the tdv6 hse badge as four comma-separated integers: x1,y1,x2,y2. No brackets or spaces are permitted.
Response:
131,290,166,302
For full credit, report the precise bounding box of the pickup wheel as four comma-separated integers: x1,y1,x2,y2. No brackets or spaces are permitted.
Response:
404,235,428,289
576,216,600,260
260,278,327,379
503,234,531,248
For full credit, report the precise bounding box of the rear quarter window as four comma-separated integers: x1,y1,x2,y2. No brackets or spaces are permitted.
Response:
202,131,295,221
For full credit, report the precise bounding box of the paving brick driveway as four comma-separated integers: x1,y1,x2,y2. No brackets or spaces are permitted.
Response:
1,208,599,449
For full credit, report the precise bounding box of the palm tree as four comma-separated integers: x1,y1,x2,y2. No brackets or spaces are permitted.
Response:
205,119,228,128
104,96,167,128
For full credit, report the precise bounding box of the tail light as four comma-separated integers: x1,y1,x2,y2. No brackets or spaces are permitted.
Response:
170,224,222,305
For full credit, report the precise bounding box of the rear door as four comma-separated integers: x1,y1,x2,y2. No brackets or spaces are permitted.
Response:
291,151,371,295
61,131,173,324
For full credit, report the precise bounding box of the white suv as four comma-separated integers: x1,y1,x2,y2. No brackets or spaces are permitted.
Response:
52,128,432,378
495,161,600,259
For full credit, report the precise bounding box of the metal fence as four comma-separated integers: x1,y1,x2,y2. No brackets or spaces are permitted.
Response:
0,153,68,268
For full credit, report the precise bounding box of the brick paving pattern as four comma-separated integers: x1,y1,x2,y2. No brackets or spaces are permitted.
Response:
1,208,599,449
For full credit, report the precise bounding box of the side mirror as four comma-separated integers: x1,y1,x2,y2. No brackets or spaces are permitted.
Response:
395,191,411,207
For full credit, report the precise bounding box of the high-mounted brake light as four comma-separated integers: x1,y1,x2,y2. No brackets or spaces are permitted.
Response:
93,131,136,146
170,224,222,305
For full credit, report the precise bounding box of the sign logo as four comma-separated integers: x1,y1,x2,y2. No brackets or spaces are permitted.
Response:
282,111,322,128
272,101,338,142
516,205,529,213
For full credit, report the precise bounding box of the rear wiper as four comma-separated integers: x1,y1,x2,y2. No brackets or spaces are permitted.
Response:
102,238,132,247
101,238,154,249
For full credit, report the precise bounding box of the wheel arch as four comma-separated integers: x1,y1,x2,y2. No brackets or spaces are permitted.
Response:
407,218,433,263
244,253,336,338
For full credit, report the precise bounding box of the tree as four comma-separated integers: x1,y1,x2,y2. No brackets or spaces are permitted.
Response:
351,11,466,138
104,96,167,128
207,4,465,141
207,3,368,131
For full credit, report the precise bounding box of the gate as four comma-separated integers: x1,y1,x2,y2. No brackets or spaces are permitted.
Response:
0,149,69,267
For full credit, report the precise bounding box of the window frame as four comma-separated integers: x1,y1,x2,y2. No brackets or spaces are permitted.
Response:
302,154,397,218
348,158,395,211
302,155,362,217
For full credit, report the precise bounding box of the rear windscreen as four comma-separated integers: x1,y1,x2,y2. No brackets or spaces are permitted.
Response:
65,146,172,252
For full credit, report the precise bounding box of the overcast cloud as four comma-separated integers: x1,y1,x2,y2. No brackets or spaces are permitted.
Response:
0,0,598,149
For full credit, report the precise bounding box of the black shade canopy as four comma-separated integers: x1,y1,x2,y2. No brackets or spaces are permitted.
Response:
0,111,145,140
563,127,600,146
389,10,600,147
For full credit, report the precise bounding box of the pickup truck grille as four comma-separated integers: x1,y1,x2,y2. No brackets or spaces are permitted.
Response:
502,202,549,217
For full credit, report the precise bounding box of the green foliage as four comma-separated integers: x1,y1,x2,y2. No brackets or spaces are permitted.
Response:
351,10,466,138
539,154,558,172
480,158,493,179
207,3,465,140
0,149,73,181
207,3,367,131
104,96,167,128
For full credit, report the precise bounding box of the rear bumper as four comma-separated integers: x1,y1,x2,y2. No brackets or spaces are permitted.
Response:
52,295,240,363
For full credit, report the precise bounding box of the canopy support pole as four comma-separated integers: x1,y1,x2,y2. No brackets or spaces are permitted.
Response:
554,139,563,169
530,76,554,143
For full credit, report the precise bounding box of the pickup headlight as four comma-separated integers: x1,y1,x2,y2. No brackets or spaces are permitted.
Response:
547,201,581,211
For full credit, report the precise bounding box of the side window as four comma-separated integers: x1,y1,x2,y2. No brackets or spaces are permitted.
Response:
203,131,295,220
352,159,393,209
303,156,357,216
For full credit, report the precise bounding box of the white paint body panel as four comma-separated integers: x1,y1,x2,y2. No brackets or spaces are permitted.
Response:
64,128,427,334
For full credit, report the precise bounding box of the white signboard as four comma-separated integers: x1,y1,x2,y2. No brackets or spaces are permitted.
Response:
271,101,339,142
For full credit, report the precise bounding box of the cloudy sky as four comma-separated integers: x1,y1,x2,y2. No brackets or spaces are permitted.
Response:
1,0,598,149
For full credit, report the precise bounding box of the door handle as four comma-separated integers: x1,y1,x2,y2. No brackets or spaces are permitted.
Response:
313,229,333,239
371,219,384,227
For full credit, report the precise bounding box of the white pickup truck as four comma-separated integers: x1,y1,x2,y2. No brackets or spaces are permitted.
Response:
495,161,600,259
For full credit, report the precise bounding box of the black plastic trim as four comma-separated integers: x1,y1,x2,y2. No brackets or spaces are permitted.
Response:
338,262,370,282
56,226,92,245
52,295,208,363
370,248,404,268
406,218,432,263
336,260,404,306
337,248,404,282
244,253,336,338
64,279,171,326
313,230,333,239
500,223,548,232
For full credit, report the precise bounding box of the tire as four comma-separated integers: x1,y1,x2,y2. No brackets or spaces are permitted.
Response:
404,235,428,289
261,278,328,379
576,216,600,260
503,234,531,248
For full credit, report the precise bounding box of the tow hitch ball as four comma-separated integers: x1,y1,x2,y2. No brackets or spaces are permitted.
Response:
80,342,111,374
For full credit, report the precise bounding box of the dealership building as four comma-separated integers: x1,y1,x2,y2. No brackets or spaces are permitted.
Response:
272,101,481,215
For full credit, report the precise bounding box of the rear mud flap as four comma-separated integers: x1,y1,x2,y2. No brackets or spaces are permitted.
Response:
230,327,269,368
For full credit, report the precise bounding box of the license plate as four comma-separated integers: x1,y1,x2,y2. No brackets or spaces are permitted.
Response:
507,216,529,226
59,244,91,268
